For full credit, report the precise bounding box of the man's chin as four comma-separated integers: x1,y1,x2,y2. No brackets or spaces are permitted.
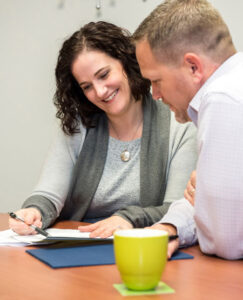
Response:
174,111,191,123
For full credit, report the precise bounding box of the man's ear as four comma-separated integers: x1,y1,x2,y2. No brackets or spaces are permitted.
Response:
183,53,204,84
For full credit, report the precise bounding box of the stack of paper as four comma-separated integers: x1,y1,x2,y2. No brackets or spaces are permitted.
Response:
0,228,113,247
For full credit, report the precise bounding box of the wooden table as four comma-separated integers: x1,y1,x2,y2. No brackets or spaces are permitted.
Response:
0,213,242,300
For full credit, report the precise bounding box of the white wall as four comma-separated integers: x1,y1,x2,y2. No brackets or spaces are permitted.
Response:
0,0,243,212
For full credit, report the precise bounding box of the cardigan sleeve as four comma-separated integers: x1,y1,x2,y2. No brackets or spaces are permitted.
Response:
114,115,198,227
22,124,86,228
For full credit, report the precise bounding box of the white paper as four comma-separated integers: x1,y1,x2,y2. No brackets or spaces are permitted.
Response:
0,229,33,247
0,228,113,247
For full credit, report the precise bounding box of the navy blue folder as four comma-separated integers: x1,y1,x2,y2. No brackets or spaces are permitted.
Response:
26,244,115,268
169,250,194,260
26,244,193,269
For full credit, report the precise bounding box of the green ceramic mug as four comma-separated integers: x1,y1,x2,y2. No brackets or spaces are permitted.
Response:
114,229,168,291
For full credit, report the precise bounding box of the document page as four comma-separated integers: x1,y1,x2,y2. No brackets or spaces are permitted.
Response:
0,228,113,247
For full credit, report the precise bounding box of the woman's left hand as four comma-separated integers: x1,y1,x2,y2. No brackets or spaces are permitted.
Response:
78,216,133,238
184,170,196,206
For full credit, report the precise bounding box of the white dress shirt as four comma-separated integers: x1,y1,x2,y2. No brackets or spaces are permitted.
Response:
161,52,243,260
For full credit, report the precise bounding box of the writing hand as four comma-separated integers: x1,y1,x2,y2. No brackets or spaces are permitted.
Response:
8,208,42,235
78,216,133,238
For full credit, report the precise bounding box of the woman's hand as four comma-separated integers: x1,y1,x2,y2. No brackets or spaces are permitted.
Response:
146,223,179,259
8,208,42,235
78,216,133,238
184,170,196,206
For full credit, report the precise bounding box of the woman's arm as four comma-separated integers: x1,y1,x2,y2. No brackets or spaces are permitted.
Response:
21,124,86,228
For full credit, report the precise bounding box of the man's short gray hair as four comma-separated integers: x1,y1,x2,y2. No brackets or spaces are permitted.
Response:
133,0,234,65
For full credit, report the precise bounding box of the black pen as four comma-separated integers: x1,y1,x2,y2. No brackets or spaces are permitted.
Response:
169,234,179,242
9,212,49,237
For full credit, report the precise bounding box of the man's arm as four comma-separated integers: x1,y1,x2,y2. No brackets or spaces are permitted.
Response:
195,95,243,260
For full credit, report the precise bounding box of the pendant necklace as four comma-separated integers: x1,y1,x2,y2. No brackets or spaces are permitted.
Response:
110,118,143,162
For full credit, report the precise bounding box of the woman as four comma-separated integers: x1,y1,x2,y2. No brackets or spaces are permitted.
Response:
9,21,197,238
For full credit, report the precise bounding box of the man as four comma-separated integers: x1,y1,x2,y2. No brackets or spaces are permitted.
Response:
133,0,243,260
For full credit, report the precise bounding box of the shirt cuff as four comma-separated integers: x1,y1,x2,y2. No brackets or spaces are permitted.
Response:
159,198,197,247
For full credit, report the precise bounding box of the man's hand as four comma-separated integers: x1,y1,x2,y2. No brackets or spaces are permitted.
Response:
147,223,179,259
78,216,133,238
9,208,42,235
184,170,196,206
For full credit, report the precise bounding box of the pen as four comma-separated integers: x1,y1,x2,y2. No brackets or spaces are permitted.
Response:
9,212,49,237
169,234,179,242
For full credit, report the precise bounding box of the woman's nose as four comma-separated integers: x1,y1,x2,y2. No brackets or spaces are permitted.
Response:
95,83,108,98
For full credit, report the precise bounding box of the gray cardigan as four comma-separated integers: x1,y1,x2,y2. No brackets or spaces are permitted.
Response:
23,95,197,228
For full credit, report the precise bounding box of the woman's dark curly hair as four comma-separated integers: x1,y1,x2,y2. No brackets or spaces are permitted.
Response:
54,21,150,135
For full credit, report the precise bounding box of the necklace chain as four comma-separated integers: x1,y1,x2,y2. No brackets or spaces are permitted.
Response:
109,118,143,162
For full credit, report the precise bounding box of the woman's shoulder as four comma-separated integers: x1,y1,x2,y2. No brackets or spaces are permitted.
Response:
170,112,197,133
169,112,197,147
56,121,87,158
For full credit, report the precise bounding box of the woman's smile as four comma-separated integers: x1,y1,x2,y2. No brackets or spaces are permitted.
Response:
103,89,119,103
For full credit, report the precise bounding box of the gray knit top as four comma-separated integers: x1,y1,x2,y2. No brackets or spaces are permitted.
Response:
85,137,141,219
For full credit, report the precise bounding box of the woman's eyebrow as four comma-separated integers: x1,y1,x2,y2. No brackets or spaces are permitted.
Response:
94,66,109,76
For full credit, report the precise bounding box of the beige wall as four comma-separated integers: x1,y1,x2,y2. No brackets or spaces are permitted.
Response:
0,0,243,212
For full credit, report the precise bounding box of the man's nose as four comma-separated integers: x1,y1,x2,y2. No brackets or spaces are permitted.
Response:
151,84,161,100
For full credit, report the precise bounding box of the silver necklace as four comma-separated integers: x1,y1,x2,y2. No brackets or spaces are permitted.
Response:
110,118,143,162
